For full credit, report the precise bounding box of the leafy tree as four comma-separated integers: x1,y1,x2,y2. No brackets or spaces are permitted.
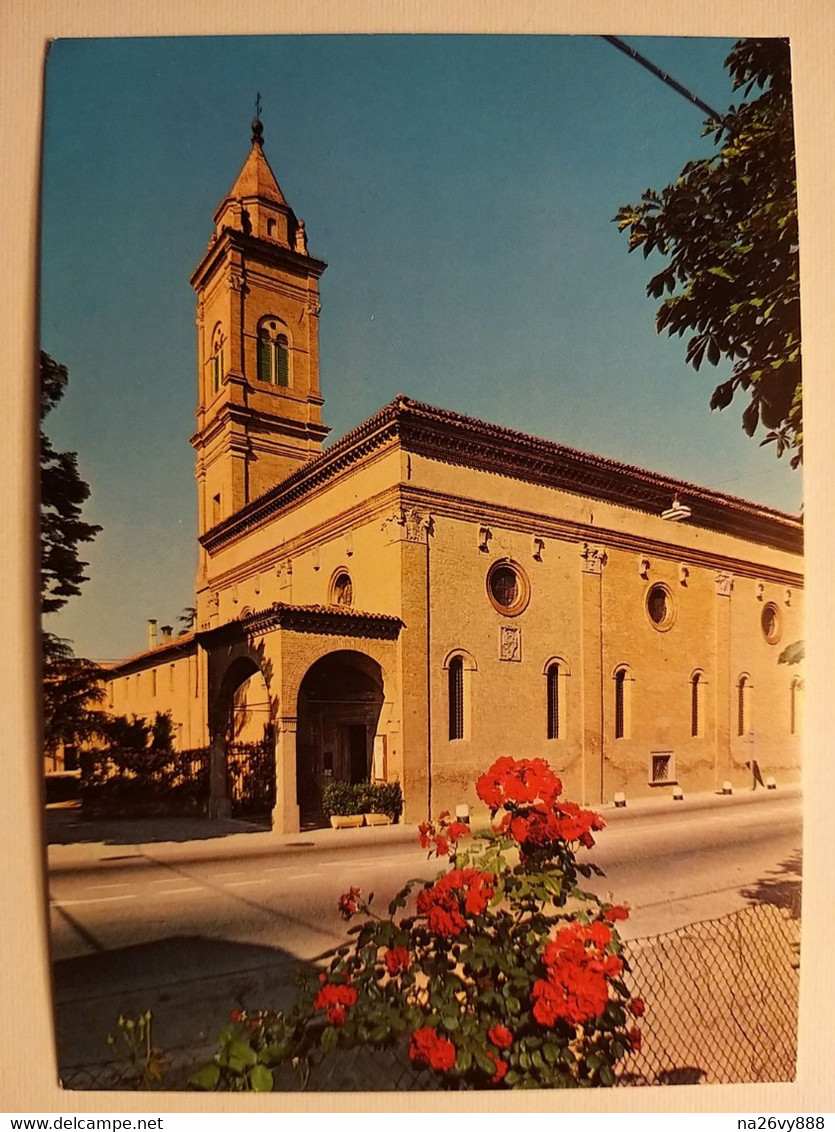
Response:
179,606,197,633
40,352,101,614
614,38,801,465
42,633,105,757
41,352,102,758
100,713,153,750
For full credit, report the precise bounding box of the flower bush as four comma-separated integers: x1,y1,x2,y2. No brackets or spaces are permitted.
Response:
192,757,641,1091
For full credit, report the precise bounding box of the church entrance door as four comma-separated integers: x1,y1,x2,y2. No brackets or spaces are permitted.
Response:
296,651,385,824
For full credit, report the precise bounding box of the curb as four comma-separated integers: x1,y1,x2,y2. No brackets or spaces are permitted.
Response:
47,781,800,873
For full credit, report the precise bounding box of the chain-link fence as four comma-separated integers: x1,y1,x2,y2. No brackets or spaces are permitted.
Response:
58,902,799,1092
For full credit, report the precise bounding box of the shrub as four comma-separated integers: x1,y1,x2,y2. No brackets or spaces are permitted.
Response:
321,781,404,820
321,780,365,817
357,781,403,820
193,757,641,1091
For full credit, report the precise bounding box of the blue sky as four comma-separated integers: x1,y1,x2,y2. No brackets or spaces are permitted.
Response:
39,34,802,660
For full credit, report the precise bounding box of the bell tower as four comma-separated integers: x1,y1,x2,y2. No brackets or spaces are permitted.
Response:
190,116,329,538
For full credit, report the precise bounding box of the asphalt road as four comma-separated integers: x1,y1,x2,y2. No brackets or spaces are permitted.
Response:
48,790,801,1071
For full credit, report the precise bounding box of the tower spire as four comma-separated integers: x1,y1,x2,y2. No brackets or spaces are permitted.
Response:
252,92,264,146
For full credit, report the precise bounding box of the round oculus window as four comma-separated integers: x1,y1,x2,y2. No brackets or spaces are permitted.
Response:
761,601,781,643
487,560,529,616
646,583,674,630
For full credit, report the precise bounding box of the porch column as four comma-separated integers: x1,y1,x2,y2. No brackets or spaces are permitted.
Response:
272,715,300,834
208,729,232,819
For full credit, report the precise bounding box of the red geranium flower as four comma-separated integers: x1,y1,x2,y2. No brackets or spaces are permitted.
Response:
409,1027,457,1072
486,1050,508,1083
383,946,411,976
628,1026,642,1052
338,886,361,920
476,756,563,812
603,904,630,923
629,997,645,1018
416,869,496,937
488,1025,513,1050
313,980,358,1026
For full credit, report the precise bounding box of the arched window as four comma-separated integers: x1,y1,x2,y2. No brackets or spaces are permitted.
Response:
444,650,476,742
544,658,569,740
614,666,631,740
448,656,464,741
330,570,353,607
737,674,751,737
690,671,705,737
211,325,225,394
257,318,290,387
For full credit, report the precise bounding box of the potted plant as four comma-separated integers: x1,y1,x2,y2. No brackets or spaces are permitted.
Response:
322,781,365,828
359,781,403,825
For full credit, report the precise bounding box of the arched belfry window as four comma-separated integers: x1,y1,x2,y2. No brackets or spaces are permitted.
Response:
613,665,632,740
257,318,290,387
211,324,225,395
444,650,476,742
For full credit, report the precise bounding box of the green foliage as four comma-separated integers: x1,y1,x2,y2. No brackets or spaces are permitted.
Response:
81,740,209,816
106,1010,167,1089
42,631,105,756
40,352,101,616
321,780,364,817
321,780,403,819
615,39,801,466
40,352,102,758
151,711,176,751
192,762,639,1092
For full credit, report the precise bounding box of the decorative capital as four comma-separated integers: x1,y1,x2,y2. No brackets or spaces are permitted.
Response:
228,270,245,292
715,571,734,597
382,507,431,543
581,543,608,574
638,556,650,580
678,563,690,587
532,536,545,562
478,525,492,553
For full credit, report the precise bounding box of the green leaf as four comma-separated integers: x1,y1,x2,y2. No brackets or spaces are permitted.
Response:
599,1063,615,1087
249,1063,274,1092
189,1062,221,1090
227,1039,257,1068
320,1026,339,1053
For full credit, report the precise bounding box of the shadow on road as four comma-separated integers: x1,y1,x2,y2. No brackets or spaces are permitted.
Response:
740,848,802,919
53,933,317,1080
45,807,271,846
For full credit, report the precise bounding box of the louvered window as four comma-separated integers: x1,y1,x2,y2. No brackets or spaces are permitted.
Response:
257,335,272,382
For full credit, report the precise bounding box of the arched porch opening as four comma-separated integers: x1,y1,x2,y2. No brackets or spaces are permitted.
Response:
208,655,275,818
296,650,385,824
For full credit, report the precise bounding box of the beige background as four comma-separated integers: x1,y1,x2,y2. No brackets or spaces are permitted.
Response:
1,0,831,1115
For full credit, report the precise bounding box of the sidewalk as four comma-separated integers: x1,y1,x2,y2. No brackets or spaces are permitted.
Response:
47,779,801,873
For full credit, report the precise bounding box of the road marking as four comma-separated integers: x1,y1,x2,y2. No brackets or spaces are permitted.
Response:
85,882,131,890
214,871,246,878
154,885,204,895
53,894,139,907
225,878,269,888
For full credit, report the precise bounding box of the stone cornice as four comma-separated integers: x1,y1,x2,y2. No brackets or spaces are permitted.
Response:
200,396,803,556
203,602,402,643
399,485,803,588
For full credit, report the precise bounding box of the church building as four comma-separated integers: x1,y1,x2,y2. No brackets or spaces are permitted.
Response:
103,119,804,833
